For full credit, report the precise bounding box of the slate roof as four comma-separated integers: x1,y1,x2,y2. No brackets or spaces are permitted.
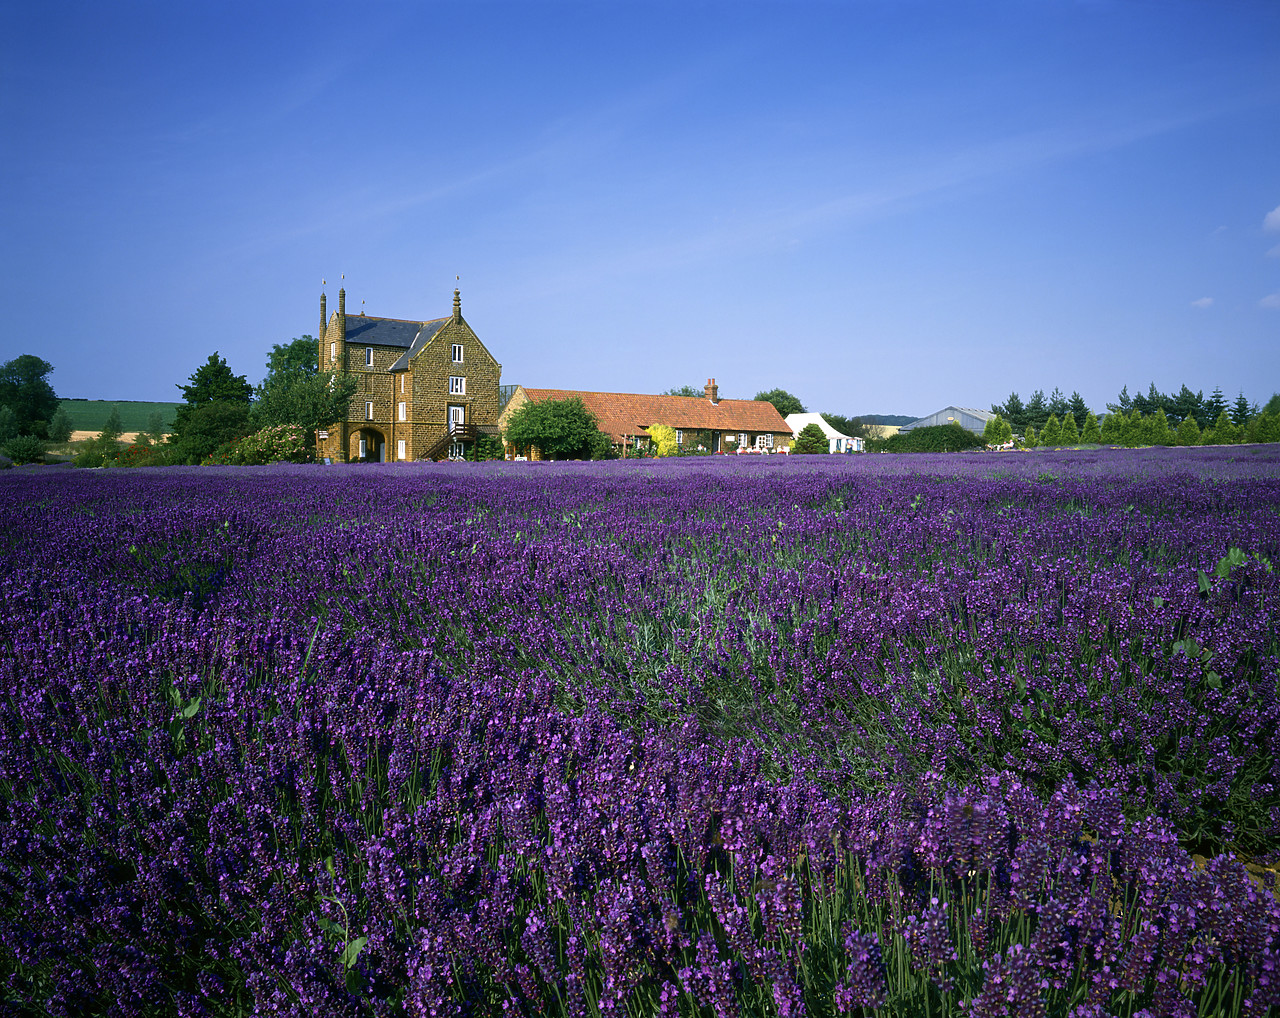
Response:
515,388,793,443
389,320,449,370
342,315,436,349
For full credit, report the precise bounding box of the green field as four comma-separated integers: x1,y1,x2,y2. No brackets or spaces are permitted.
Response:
58,399,182,433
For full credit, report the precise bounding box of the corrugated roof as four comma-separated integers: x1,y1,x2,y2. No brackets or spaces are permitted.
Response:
515,388,792,442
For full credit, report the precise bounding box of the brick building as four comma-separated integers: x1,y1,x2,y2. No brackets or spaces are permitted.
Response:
498,379,794,457
316,287,502,462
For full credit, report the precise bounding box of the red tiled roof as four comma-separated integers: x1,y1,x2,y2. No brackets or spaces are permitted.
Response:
515,388,793,443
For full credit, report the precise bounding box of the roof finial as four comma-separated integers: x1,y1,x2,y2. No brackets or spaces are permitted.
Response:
453,280,461,322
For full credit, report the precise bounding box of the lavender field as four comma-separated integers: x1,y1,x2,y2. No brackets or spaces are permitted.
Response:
3,448,1279,1017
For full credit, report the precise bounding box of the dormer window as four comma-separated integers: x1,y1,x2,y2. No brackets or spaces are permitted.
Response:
452,344,464,363
365,347,374,367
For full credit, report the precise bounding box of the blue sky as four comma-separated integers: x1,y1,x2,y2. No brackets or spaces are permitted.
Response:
2,0,1277,417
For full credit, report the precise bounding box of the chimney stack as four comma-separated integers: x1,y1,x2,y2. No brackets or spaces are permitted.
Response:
453,288,462,322
338,287,346,318
319,292,327,333
705,377,719,403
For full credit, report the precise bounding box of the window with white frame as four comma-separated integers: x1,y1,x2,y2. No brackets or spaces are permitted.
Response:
365,401,374,421
330,342,336,361
397,439,406,460
399,374,405,393
449,376,466,395
318,430,329,440
738,433,748,447
452,344,464,363
755,433,773,449
397,401,406,421
365,347,373,367
676,429,684,445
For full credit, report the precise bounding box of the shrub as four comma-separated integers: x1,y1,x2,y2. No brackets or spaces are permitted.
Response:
1,434,46,464
877,423,986,453
793,422,829,454
73,434,121,468
108,442,168,468
646,424,679,457
504,396,612,460
206,424,314,466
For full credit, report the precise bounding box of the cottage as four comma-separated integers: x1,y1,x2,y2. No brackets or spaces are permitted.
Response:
784,412,864,453
498,379,793,457
315,288,502,462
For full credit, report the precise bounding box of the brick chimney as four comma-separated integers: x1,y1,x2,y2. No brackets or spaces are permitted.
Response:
338,287,346,319
453,288,462,322
319,292,327,333
705,378,719,404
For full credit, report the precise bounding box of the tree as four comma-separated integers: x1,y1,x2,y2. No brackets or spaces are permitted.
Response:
661,385,702,398
1025,390,1049,432
754,389,805,417
255,369,357,440
1175,414,1201,447
101,405,123,442
1080,412,1101,444
1148,408,1173,446
0,355,59,437
170,402,253,464
794,422,829,454
1067,392,1090,431
1099,413,1123,445
1106,385,1133,416
1264,393,1280,417
1060,412,1080,446
983,414,1012,447
48,404,73,443
1170,384,1204,426
1231,391,1254,427
503,396,611,460
1204,387,1227,424
146,409,168,441
1203,411,1239,446
646,424,679,457
1047,388,1070,420
174,353,253,428
0,405,19,445
263,336,317,383
1021,424,1039,449
1040,414,1063,447
820,413,866,439
992,392,1027,432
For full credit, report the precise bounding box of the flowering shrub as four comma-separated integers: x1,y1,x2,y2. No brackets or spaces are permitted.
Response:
203,423,314,465
1,448,1278,1016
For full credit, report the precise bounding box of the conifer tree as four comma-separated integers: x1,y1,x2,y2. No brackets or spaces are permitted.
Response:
1067,392,1090,430
1124,408,1145,447
1175,414,1200,447
1040,414,1062,447
1025,390,1049,432
1060,413,1080,446
1021,424,1038,449
1230,392,1254,427
1204,387,1227,423
1099,413,1122,445
1149,408,1173,446
1080,412,1101,444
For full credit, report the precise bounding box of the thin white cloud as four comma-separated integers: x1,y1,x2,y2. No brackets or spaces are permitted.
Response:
1268,243,1280,259
1190,297,1214,308
1261,292,1280,309
1265,205,1280,232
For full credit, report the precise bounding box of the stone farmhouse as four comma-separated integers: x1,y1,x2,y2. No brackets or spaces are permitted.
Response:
498,378,793,457
315,287,502,462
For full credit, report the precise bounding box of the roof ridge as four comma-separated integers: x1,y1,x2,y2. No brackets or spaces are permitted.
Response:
349,314,448,325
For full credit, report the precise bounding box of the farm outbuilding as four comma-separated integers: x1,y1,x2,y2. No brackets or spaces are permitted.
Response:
784,413,863,453
898,406,994,436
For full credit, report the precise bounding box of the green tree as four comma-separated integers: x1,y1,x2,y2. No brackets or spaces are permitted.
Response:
47,404,73,443
992,392,1027,432
101,405,123,442
503,396,611,460
661,385,702,398
1246,412,1280,445
255,370,357,439
1047,388,1070,419
1024,390,1049,431
1203,411,1239,446
1263,392,1280,417
2,434,46,464
820,413,866,439
1021,423,1039,448
1106,385,1133,415
1175,414,1201,446
1099,413,1122,445
1204,387,1227,424
1171,384,1204,427
263,336,317,382
1060,412,1080,445
1230,391,1254,427
171,402,252,465
1148,408,1173,446
1067,392,1090,431
1040,414,1063,447
754,389,805,417
1080,412,1101,444
1123,408,1145,447
0,355,59,437
0,405,18,444
794,422,829,454
146,409,168,441
982,414,1012,446
175,353,252,427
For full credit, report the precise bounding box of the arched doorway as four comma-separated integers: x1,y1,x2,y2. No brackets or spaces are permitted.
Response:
354,428,387,463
